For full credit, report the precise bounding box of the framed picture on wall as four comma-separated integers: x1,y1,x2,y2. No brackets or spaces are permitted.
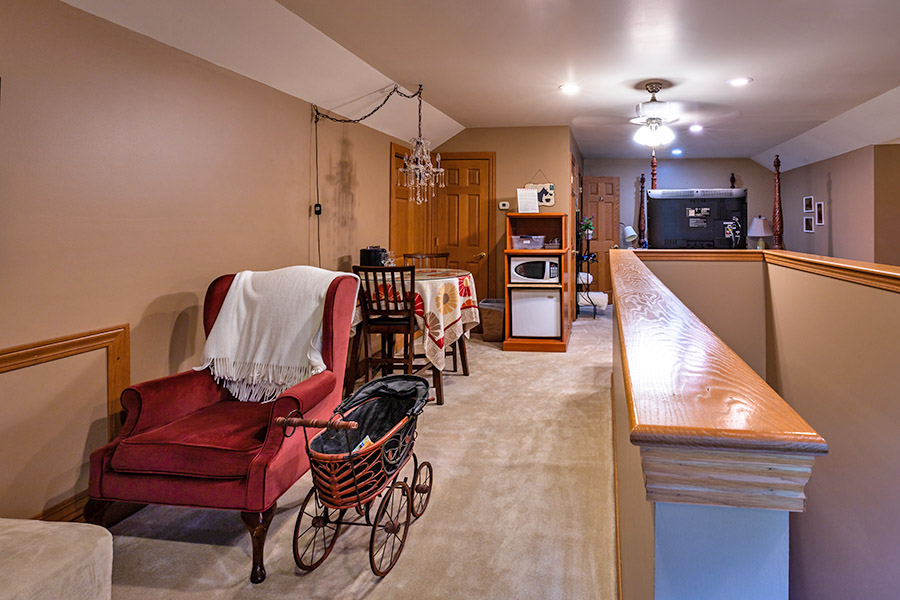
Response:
803,216,815,233
815,201,825,226
803,196,815,212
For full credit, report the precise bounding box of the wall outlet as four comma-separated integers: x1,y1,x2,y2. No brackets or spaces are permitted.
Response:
499,201,510,210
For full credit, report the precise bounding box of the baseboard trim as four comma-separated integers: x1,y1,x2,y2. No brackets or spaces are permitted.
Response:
33,490,89,522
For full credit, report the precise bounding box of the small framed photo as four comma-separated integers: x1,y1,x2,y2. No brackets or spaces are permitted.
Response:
803,196,815,212
815,201,825,226
803,216,815,233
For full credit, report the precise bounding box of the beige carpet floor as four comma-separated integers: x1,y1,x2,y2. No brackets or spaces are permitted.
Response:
109,311,616,599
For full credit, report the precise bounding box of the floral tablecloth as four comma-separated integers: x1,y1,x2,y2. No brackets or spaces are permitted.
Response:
352,268,480,371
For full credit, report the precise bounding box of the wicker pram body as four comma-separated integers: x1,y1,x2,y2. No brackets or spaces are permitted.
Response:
304,376,428,510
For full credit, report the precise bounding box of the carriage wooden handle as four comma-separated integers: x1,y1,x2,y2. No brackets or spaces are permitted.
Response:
275,417,358,430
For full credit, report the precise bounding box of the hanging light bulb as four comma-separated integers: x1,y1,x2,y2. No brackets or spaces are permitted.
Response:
398,85,446,204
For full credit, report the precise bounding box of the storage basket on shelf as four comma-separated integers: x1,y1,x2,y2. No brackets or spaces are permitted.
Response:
510,235,545,249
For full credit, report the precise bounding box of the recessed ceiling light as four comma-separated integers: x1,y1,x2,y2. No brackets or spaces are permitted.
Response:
689,124,703,133
671,148,683,155
558,83,581,95
728,77,753,87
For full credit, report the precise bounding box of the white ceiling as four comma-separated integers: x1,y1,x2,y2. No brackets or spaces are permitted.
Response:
63,0,900,170
282,0,900,167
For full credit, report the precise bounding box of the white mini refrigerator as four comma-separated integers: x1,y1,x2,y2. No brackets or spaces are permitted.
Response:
510,289,562,337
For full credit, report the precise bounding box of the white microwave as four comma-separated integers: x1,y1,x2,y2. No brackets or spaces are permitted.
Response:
509,256,560,284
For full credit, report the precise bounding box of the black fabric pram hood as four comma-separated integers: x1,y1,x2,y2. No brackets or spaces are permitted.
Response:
337,375,429,417
310,375,429,456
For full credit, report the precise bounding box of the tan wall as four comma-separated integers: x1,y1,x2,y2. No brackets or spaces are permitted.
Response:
642,260,767,378
765,264,900,599
437,126,573,296
0,0,391,517
584,158,773,237
874,145,900,266
780,146,874,261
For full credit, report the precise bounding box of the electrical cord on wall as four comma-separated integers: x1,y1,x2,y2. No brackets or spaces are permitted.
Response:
311,84,422,268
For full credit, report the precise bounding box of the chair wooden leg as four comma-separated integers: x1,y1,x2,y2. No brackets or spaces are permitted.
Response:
362,329,371,383
344,331,362,398
458,336,470,376
385,335,397,376
432,366,444,405
405,333,414,374
241,504,277,584
451,342,459,372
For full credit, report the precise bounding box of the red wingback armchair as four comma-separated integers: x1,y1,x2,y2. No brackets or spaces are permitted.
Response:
86,273,358,583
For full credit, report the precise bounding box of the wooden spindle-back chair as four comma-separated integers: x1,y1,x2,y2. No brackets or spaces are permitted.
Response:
402,253,450,269
352,265,417,380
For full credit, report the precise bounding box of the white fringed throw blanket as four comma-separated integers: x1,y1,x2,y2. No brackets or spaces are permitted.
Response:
196,266,356,403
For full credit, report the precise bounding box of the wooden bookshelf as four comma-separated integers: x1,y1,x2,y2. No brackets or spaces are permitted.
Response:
503,213,571,352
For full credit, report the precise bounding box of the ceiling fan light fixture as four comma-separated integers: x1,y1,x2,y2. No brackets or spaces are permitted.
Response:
633,119,675,147
728,76,753,87
559,82,581,95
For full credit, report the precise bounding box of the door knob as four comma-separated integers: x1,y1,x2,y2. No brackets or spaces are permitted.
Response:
473,252,487,260
611,244,619,249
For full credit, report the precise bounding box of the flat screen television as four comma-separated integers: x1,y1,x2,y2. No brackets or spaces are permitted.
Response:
646,188,748,249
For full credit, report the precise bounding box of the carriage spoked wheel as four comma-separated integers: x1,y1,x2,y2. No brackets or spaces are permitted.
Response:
410,460,433,518
368,481,412,576
293,488,344,571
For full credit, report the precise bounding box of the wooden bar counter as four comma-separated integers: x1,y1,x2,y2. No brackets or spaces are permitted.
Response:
610,249,827,600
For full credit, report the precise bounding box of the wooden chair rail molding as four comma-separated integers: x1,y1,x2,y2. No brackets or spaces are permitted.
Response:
633,249,765,262
763,250,900,294
633,248,900,293
0,325,131,443
610,250,826,511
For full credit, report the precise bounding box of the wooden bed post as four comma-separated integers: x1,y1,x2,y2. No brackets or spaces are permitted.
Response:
772,155,784,250
650,149,658,190
638,173,647,248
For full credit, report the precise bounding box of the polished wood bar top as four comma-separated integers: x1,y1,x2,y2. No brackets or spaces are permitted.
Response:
611,250,827,455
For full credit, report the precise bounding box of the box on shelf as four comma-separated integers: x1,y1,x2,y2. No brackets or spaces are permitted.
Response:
510,235,545,249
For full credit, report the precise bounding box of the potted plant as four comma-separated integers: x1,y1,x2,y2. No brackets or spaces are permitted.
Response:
579,216,595,240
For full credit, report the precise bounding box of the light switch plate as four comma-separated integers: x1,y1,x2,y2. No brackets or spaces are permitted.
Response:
499,201,510,210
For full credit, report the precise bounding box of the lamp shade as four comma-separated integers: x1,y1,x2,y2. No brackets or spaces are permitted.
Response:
748,216,774,237
623,225,638,242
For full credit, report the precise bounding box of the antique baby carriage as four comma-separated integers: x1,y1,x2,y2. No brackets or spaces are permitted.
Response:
276,375,432,576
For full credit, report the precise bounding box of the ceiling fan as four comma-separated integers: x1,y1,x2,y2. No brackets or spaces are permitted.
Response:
630,81,679,147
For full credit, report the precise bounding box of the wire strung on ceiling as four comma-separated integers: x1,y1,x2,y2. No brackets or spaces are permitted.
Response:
311,85,422,267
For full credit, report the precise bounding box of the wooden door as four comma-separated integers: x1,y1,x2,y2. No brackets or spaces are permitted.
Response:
390,142,430,259
433,155,495,299
583,176,619,294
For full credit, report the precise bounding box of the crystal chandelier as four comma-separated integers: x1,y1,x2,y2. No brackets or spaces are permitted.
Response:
399,85,446,204
631,82,678,148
